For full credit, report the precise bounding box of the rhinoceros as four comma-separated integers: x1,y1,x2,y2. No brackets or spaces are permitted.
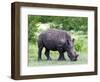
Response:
37,29,79,61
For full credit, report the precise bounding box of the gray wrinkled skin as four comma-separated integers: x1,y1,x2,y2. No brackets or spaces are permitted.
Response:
38,29,79,61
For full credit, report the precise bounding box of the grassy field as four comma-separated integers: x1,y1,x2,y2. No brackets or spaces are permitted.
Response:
28,43,88,67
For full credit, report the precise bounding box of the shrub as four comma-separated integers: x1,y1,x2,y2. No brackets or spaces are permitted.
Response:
74,37,87,53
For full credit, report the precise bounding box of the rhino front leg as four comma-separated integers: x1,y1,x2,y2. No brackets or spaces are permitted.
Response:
58,52,66,61
45,48,51,60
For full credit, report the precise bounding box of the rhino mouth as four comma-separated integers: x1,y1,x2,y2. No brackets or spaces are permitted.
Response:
68,53,79,61
71,55,79,61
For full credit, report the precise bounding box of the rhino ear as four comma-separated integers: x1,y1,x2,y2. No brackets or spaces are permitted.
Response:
72,38,75,43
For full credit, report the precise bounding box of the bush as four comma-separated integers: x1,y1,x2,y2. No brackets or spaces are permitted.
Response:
74,37,87,53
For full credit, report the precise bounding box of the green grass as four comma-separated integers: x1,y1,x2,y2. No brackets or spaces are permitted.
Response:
28,43,88,67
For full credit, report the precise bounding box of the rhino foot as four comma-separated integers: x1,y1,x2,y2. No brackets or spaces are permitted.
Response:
58,58,66,61
47,58,52,61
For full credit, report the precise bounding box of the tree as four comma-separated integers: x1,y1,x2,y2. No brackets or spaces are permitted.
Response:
28,15,40,43
28,15,88,44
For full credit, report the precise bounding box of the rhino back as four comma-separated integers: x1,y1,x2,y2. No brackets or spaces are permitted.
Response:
38,29,71,50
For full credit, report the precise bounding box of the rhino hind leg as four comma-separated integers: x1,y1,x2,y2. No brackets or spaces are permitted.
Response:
38,39,44,61
45,48,51,60
38,46,43,61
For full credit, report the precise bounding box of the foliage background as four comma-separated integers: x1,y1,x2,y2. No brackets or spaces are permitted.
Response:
28,15,88,66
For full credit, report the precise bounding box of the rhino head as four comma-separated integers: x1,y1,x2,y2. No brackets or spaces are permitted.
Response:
66,38,79,61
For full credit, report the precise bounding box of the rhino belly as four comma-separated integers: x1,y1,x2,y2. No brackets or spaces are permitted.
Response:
42,39,57,51
43,39,66,51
